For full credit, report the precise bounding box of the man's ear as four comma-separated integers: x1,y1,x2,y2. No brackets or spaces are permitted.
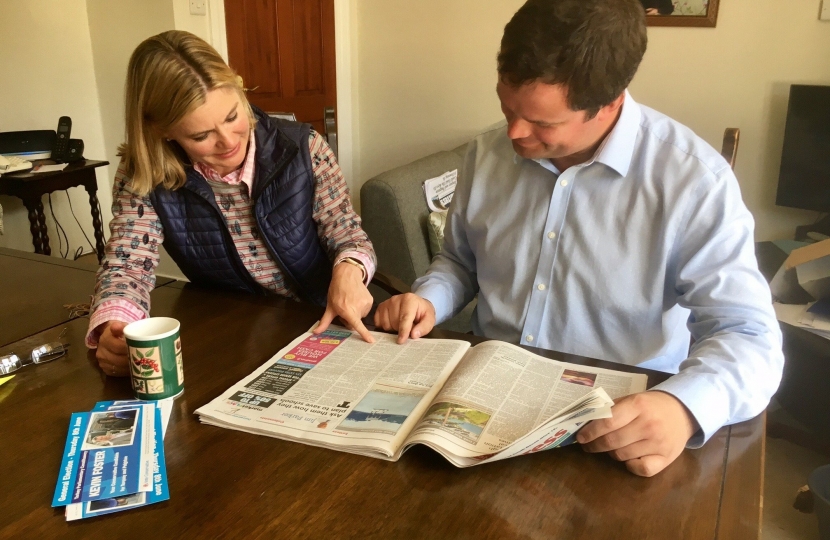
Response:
596,92,626,122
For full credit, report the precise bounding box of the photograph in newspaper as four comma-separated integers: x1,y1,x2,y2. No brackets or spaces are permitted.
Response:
337,384,427,436
420,401,492,445
560,369,597,387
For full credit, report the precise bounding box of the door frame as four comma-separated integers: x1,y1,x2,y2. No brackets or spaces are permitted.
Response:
207,0,357,191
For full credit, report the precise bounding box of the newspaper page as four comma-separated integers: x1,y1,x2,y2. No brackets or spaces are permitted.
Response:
423,170,458,212
404,340,648,466
195,327,470,459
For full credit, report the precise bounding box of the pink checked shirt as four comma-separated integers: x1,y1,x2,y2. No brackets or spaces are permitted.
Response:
86,130,375,347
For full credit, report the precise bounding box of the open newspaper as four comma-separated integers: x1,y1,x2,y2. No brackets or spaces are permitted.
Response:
195,327,647,467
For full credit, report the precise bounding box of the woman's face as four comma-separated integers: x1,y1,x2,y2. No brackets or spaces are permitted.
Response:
167,87,251,176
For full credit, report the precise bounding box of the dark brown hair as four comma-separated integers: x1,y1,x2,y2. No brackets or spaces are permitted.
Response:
497,0,648,117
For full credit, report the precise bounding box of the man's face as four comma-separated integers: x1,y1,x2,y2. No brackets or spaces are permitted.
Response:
496,80,622,167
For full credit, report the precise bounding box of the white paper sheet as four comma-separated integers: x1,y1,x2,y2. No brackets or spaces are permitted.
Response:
773,302,830,339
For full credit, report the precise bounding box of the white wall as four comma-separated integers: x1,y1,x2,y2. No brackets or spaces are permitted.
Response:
354,0,520,184
85,0,187,279
0,0,109,256
86,0,175,182
352,0,830,242
172,0,211,42
630,0,830,240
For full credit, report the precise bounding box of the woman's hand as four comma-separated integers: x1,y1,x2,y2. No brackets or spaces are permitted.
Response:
95,321,130,377
314,261,375,342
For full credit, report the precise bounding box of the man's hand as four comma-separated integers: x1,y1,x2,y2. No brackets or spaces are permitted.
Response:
314,260,375,342
576,391,698,477
374,293,436,344
96,321,130,377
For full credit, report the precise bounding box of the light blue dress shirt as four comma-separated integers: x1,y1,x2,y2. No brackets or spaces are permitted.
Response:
413,92,783,446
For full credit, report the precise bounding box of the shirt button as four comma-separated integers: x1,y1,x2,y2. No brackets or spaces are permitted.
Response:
526,335,534,343
537,284,546,291
547,231,556,240
560,180,569,187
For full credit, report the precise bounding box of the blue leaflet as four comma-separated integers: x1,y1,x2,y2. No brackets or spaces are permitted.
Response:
64,401,170,520
52,403,154,508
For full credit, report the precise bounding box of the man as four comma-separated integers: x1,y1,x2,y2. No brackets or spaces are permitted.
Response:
375,0,783,477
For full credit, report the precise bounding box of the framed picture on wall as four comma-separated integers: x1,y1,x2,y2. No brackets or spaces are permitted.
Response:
640,0,719,27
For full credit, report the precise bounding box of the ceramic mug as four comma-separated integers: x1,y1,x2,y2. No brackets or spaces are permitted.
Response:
124,317,184,400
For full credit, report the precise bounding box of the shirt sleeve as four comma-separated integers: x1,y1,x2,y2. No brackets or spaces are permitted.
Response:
308,130,377,285
411,142,480,323
86,160,162,348
85,299,146,348
651,165,784,447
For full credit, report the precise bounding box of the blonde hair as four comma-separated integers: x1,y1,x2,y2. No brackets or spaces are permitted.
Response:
118,30,254,195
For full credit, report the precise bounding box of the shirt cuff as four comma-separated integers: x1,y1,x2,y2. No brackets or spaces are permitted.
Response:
334,251,375,286
411,282,453,324
86,299,147,348
650,372,729,449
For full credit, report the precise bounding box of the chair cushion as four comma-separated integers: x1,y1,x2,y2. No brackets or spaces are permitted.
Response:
427,211,447,258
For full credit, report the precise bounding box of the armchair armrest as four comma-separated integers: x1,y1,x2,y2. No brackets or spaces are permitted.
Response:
370,271,410,296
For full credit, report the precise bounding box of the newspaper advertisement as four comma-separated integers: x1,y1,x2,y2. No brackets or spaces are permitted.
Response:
65,400,171,520
195,328,471,458
51,404,156,507
423,169,458,212
405,340,647,465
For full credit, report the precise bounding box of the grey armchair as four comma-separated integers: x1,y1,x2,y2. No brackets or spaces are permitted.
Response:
361,144,475,333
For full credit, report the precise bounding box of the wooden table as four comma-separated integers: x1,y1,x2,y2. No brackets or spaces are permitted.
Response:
0,248,174,347
0,254,765,539
0,160,109,262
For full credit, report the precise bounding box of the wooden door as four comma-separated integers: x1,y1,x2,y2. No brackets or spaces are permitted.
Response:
224,0,336,134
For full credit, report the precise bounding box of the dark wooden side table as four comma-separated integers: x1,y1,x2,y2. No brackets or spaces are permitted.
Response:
0,160,109,262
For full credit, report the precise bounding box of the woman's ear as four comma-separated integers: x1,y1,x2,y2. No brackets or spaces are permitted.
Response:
150,120,175,144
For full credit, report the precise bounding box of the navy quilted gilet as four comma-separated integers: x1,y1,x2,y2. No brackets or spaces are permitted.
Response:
149,107,332,306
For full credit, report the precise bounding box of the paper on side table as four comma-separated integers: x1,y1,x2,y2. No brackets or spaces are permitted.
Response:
773,302,830,340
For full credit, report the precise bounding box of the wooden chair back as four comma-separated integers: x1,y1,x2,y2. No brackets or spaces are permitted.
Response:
721,128,740,169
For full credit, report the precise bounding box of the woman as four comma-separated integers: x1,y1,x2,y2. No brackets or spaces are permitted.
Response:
88,30,377,377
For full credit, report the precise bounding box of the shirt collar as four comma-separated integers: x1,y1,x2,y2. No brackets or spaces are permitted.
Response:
193,129,257,191
515,90,641,178
238,130,257,192
592,90,641,178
